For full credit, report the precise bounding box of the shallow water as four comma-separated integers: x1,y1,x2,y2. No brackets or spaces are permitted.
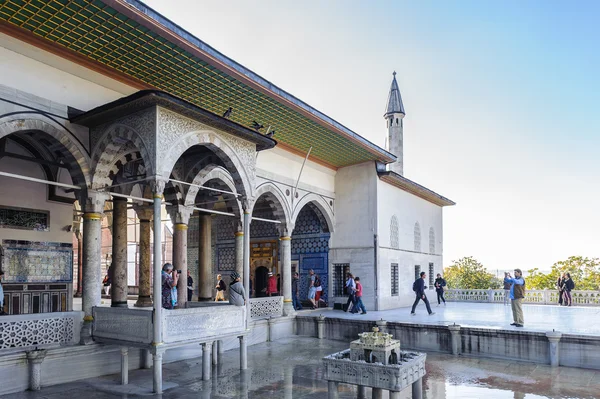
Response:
5,337,600,398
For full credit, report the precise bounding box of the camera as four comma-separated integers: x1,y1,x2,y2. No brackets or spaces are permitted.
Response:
177,270,182,274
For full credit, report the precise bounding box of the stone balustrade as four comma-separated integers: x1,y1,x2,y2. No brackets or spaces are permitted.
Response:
249,296,284,319
445,289,600,305
0,311,83,351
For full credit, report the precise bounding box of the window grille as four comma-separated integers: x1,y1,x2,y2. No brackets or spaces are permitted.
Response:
429,227,435,254
391,263,399,296
414,265,421,281
429,263,435,289
333,263,350,296
390,216,399,249
414,222,421,252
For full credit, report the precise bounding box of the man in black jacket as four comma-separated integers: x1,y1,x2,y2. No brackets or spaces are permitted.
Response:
411,272,435,315
434,273,447,306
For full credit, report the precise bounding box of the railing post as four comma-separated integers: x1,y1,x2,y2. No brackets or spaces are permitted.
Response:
448,324,461,355
317,315,326,339
546,331,562,367
488,288,494,303
26,350,47,391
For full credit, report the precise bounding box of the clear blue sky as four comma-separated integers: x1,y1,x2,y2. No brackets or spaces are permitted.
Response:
144,0,600,272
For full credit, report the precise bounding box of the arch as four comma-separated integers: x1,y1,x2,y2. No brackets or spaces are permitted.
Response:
159,130,253,199
414,222,421,252
90,123,154,190
390,215,399,249
292,193,334,233
183,164,242,218
429,227,435,254
0,115,91,188
253,182,292,225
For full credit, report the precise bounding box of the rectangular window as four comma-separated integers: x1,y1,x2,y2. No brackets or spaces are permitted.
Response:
391,263,399,296
429,263,435,289
414,265,421,281
333,263,350,296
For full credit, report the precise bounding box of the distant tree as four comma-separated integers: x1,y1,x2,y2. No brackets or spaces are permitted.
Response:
527,256,600,290
444,256,502,289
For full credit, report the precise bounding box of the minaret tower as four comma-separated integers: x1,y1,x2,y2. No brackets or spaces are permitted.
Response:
384,71,406,175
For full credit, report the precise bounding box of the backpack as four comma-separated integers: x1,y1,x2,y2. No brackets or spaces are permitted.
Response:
412,279,419,292
314,275,321,288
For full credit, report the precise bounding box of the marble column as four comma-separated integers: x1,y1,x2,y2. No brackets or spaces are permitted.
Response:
202,342,212,381
171,205,192,307
357,385,367,399
151,181,165,394
80,191,106,344
134,208,152,307
239,335,247,370
243,210,250,329
198,214,212,301
120,347,129,385
327,381,339,399
448,324,461,355
546,331,562,367
372,387,383,399
74,230,83,297
235,228,244,278
389,391,401,399
280,235,293,316
26,350,47,391
111,197,128,307
412,378,423,399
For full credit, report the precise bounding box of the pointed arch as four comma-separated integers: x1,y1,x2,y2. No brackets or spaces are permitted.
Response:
414,222,421,252
292,193,334,233
0,115,91,188
252,182,292,229
184,165,242,219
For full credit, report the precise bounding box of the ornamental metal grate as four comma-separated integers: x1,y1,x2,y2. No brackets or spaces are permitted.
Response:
390,216,399,249
391,263,399,296
429,227,435,254
0,0,382,167
333,264,350,296
429,263,434,289
414,222,421,252
249,296,283,319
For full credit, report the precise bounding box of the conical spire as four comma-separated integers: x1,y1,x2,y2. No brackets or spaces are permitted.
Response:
384,71,405,118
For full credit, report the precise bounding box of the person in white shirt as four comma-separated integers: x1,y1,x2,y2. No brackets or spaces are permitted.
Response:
344,273,357,312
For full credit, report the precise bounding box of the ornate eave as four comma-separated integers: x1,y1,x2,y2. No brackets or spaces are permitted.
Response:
71,90,276,151
0,0,396,169
378,171,455,207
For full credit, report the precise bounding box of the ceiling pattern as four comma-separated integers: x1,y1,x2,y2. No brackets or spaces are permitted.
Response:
0,0,391,168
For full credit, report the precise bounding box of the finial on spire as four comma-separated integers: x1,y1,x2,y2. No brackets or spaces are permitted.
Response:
393,71,396,77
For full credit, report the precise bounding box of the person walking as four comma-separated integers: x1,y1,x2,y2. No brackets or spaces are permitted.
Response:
503,272,512,306
228,272,246,306
557,273,565,306
344,273,357,312
215,274,226,301
504,268,526,327
292,272,303,310
411,272,435,316
161,263,179,310
351,276,367,314
434,273,447,306
187,270,194,302
563,273,574,306
314,273,323,305
307,269,317,309
102,263,113,296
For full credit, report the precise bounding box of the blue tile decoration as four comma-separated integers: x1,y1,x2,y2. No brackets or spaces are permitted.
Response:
2,240,73,283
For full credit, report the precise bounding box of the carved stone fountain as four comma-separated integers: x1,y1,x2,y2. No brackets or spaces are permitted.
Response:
323,325,426,399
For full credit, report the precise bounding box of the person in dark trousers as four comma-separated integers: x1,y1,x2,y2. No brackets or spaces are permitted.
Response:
503,272,512,306
505,268,525,327
292,272,302,310
557,273,565,306
563,273,574,306
411,272,435,316
350,276,367,314
187,270,194,302
344,273,356,312
434,273,446,306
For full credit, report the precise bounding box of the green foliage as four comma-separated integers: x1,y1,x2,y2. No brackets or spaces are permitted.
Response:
443,256,502,289
526,256,600,290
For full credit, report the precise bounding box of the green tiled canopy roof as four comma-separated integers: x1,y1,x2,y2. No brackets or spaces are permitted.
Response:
0,0,395,168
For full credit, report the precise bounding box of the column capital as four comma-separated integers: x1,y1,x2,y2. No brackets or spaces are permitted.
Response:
167,205,194,225
134,205,154,221
82,190,109,213
150,178,167,196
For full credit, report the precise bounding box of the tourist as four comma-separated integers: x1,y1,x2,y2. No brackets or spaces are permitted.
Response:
504,268,525,327
215,274,226,301
161,263,179,310
102,263,113,296
292,272,303,310
187,270,194,302
229,272,246,306
351,276,367,314
411,271,435,316
308,269,317,309
266,272,278,296
563,273,574,306
557,273,565,306
344,273,357,312
277,273,281,294
0,270,5,315
503,272,512,306
314,273,323,304
434,273,447,306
